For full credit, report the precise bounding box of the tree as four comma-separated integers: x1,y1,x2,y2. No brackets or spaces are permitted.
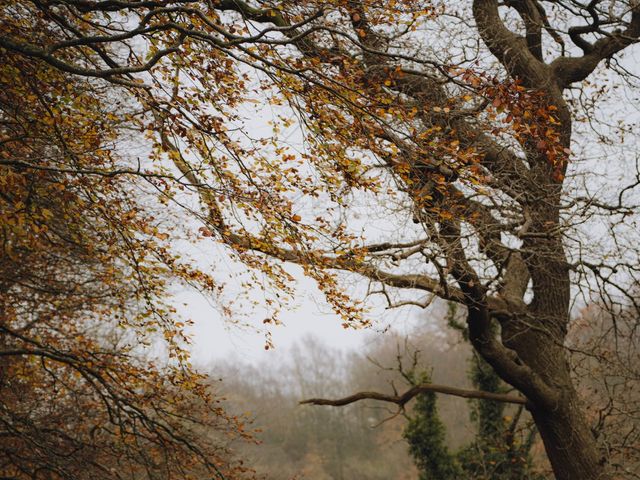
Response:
0,27,251,480
567,301,640,477
402,370,462,480
397,336,541,480
214,338,419,480
454,356,542,480
2,1,640,479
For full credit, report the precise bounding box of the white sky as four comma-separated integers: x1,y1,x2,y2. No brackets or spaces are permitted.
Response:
180,274,433,367
173,20,640,371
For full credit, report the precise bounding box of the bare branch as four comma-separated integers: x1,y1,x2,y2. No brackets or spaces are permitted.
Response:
551,1,640,87
300,382,528,407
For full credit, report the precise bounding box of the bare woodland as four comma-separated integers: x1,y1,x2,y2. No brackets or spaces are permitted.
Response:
1,1,640,479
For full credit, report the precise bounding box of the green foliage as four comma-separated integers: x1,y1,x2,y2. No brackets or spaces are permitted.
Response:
471,356,503,440
457,356,543,480
404,357,544,480
403,371,462,480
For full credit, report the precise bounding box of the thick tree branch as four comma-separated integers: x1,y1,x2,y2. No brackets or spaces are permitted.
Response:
567,0,601,54
551,2,640,87
300,382,528,408
506,0,545,60
442,184,530,302
473,0,550,87
156,128,471,305
437,220,558,409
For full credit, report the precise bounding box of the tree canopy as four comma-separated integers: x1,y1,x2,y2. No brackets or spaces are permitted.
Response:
1,16,252,480
2,1,640,479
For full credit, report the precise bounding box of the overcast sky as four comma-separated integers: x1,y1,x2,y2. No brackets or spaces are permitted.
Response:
175,35,640,371
180,272,435,367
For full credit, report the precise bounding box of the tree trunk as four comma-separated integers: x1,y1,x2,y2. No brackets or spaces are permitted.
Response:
493,222,608,478
531,392,606,480
497,321,607,478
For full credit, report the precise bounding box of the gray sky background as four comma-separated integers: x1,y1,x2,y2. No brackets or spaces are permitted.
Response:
180,275,431,367
172,26,640,371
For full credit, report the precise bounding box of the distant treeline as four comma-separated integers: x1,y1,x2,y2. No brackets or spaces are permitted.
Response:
209,300,639,480
209,307,531,479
